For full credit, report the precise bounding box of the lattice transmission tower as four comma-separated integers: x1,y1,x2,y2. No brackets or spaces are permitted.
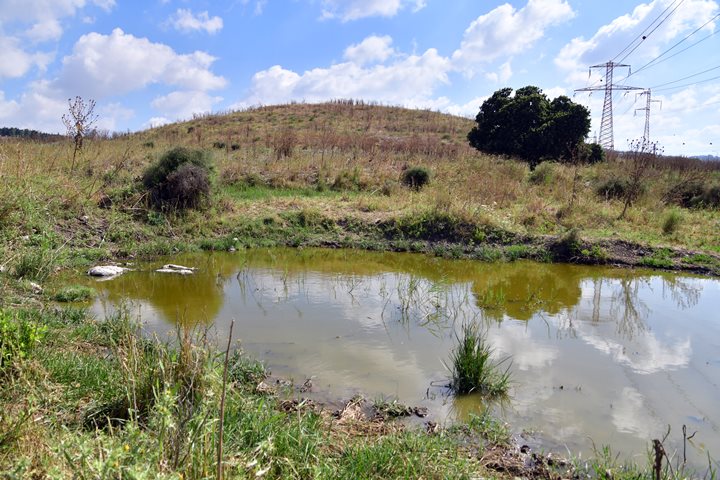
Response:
635,89,662,143
575,61,644,150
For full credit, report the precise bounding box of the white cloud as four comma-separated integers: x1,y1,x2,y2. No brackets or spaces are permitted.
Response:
57,28,227,98
343,35,395,65
145,117,171,129
452,0,574,73
96,102,134,131
0,0,114,23
320,0,425,21
484,61,513,83
0,81,67,133
237,48,450,107
24,19,63,43
151,90,223,119
555,0,718,82
0,35,54,78
169,8,224,35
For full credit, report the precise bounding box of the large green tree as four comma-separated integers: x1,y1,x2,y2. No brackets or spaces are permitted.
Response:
468,86,591,166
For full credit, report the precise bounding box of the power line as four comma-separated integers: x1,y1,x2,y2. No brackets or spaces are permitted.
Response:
616,0,687,64
629,13,720,78
612,0,684,62
651,64,720,89
654,73,720,92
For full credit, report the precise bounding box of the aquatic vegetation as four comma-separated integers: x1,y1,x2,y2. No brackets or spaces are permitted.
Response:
447,322,511,396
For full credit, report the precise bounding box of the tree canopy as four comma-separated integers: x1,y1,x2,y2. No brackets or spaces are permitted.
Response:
467,86,592,165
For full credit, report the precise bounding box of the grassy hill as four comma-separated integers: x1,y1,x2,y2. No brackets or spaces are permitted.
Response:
2,100,719,287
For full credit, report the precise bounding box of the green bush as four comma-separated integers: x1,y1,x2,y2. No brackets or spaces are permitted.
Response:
0,309,47,372
401,167,431,191
142,147,213,210
665,182,720,209
662,209,682,235
528,161,555,185
595,178,628,200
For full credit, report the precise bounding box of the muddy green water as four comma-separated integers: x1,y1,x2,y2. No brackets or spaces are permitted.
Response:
83,248,720,468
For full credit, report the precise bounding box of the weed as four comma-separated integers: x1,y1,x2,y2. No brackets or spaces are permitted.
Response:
467,411,510,445
0,308,47,373
446,322,511,396
52,285,96,303
529,161,555,185
581,245,609,263
662,209,683,235
640,248,674,268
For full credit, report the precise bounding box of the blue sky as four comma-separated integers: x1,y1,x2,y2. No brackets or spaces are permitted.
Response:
1,0,718,155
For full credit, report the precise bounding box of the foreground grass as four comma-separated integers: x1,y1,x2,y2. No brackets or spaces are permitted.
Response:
1,307,715,479
0,306,492,478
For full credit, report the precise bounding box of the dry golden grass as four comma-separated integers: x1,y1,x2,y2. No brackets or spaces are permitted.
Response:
1,101,718,254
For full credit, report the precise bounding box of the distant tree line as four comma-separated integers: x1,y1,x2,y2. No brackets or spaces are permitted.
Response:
0,127,63,141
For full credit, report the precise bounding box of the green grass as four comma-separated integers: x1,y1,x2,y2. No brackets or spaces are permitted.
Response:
52,285,96,303
446,322,511,396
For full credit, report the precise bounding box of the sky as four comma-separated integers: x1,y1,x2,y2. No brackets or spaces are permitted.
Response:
0,0,718,156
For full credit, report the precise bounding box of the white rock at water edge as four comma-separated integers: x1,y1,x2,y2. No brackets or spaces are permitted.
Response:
155,264,196,275
88,265,127,277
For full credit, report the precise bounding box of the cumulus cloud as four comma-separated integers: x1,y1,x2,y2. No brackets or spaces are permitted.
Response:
237,48,450,107
24,19,63,43
452,0,574,73
555,0,719,82
169,9,224,34
320,0,426,21
151,90,223,119
57,28,227,98
0,35,54,78
343,35,395,65
484,61,513,83
0,0,114,23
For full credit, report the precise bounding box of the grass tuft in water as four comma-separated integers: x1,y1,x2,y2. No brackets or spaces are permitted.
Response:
52,285,96,303
447,322,511,396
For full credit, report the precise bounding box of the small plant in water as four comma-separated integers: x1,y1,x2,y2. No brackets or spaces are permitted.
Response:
446,322,511,396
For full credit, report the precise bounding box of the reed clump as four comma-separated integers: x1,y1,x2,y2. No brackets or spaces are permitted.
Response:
447,323,511,396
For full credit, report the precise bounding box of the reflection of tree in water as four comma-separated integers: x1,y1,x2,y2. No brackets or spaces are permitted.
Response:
470,264,584,322
661,277,702,310
610,277,651,339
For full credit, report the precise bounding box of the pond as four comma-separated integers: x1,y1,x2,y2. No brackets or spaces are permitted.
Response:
81,248,720,469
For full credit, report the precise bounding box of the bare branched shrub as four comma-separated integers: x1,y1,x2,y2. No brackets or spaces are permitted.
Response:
273,128,296,160
618,139,661,219
61,96,98,171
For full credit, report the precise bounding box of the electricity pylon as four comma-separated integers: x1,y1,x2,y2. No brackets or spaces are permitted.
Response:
635,89,662,144
575,61,644,150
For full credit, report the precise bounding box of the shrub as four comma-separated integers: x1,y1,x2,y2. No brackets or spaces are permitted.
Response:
595,178,628,200
142,147,213,210
528,161,555,185
0,309,47,373
446,323,511,396
583,142,605,163
662,209,683,235
665,181,720,209
401,167,431,191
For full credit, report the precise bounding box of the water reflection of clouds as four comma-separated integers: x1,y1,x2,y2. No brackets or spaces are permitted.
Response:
577,330,691,374
487,322,558,371
612,387,662,439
